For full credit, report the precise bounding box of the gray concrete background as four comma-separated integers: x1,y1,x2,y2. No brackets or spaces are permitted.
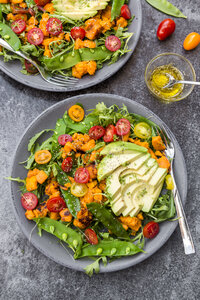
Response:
0,1,200,299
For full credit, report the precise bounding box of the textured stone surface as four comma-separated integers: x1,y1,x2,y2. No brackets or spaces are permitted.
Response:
0,1,200,299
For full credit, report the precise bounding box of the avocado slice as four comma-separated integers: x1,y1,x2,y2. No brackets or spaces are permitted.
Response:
101,141,147,156
97,151,144,181
141,181,164,212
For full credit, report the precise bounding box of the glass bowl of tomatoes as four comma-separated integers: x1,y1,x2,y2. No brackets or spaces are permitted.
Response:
145,53,196,102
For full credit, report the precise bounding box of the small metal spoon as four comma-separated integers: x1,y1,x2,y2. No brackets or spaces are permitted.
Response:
163,73,200,88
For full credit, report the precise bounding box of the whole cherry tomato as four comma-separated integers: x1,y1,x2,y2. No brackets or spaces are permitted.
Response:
183,32,200,50
121,4,131,20
85,228,98,245
143,221,159,239
157,19,176,41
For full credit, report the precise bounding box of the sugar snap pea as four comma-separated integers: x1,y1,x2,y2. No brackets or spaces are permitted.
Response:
42,49,81,71
0,23,21,51
145,0,187,18
0,8,2,21
87,203,129,239
55,165,81,218
111,0,125,21
75,240,143,258
35,217,83,257
79,47,112,61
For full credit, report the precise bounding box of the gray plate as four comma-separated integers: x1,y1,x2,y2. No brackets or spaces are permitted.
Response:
0,0,142,92
10,94,187,273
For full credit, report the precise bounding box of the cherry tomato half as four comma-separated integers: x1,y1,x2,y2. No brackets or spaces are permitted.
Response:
103,124,117,142
121,4,131,19
25,60,38,74
46,18,63,36
74,167,90,184
183,32,200,50
21,192,38,210
143,221,159,239
27,28,44,45
89,125,105,140
34,0,50,6
70,27,86,40
70,182,88,197
35,150,51,164
157,19,176,41
46,197,66,212
58,134,73,146
61,157,73,173
11,19,26,35
116,118,131,136
105,35,121,52
85,228,99,245
134,122,152,139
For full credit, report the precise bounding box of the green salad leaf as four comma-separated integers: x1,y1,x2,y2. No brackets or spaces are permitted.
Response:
84,256,107,277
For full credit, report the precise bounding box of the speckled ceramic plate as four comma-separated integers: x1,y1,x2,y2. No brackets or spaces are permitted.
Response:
10,94,187,273
0,0,142,92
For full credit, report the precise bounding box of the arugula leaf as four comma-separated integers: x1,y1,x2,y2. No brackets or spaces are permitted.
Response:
63,112,99,134
84,257,107,277
0,4,11,14
28,129,53,152
5,176,25,184
21,44,43,57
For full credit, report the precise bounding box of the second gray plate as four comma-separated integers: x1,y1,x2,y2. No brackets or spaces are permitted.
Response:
0,0,142,92
10,93,187,273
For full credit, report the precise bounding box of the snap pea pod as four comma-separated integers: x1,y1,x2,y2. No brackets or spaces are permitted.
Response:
43,49,81,71
79,46,112,61
145,0,187,18
55,165,81,218
34,217,83,257
87,203,129,239
0,7,2,21
75,240,143,258
111,0,125,21
0,23,21,51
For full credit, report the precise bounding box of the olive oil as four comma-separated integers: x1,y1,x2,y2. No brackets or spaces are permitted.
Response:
148,64,184,100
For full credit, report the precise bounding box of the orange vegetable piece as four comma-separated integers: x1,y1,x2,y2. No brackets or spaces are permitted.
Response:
33,202,48,218
35,150,52,164
0,0,9,3
49,212,60,220
81,139,95,152
119,216,142,232
85,18,102,40
68,105,84,122
114,17,128,30
148,148,157,160
92,187,102,202
27,168,39,178
59,208,72,222
155,150,163,157
99,180,106,191
36,170,48,184
44,3,55,14
122,132,130,142
26,176,37,191
183,32,200,50
87,180,97,189
19,2,27,8
39,13,49,37
157,156,170,171
86,164,97,180
129,138,149,149
25,210,35,220
152,136,166,151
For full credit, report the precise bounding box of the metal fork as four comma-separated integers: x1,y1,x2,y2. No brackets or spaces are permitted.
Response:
156,125,195,255
0,38,78,87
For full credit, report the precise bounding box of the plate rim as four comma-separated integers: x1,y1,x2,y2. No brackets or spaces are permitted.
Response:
0,0,142,92
10,93,187,273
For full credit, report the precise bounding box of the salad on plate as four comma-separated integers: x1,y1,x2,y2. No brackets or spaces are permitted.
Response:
0,0,133,78
9,103,176,276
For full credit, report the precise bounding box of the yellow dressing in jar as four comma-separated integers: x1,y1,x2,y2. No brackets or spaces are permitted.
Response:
148,64,184,100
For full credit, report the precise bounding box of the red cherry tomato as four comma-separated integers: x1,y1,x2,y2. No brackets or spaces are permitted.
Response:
103,124,117,142
121,4,131,19
34,0,50,6
25,60,38,74
116,118,131,136
21,192,38,210
61,157,73,173
74,167,90,183
70,27,86,40
157,19,176,41
46,18,63,36
89,125,105,140
105,35,121,52
27,28,44,45
11,19,26,35
58,134,73,145
143,221,159,239
85,228,99,245
46,197,66,212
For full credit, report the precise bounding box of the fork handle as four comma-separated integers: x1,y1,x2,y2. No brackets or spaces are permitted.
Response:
171,168,195,255
0,38,39,69
178,80,200,86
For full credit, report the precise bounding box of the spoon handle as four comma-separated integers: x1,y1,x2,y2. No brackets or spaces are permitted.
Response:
178,80,200,86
